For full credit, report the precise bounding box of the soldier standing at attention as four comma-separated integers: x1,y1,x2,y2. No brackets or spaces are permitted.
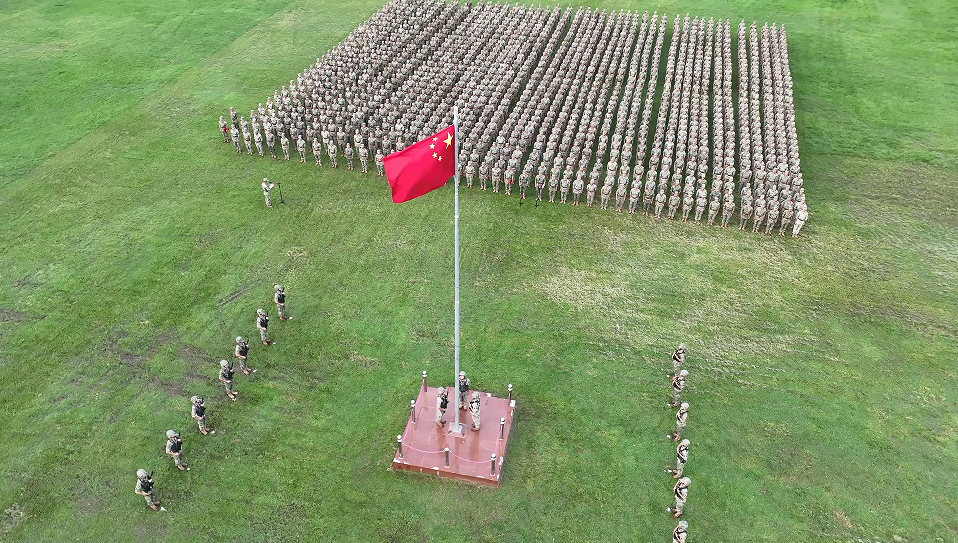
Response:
256,308,270,345
614,183,627,213
669,402,689,441
669,477,690,518
254,130,264,157
654,190,666,219
135,470,161,511
243,129,253,156
628,183,640,214
327,140,338,168
266,129,277,159
274,284,290,320
669,370,689,407
230,126,242,153
585,179,597,208
261,178,275,208
235,336,256,375
280,133,291,160
673,520,688,543
600,181,613,210
297,136,307,163
312,138,323,166
469,391,481,431
219,116,229,142
436,387,449,427
457,371,471,410
792,207,808,238
165,430,188,471
190,396,212,435
219,360,237,401
344,143,355,170
572,174,584,205
671,343,686,376
358,142,369,173
375,148,385,176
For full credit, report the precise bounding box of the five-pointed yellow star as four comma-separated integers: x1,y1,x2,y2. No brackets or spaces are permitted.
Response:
437,156,442,161
429,143,435,149
443,132,453,148
432,152,438,158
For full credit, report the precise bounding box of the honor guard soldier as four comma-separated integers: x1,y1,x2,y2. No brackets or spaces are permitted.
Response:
261,178,275,208
235,337,256,375
670,402,689,441
135,469,161,511
274,284,290,320
190,396,212,435
256,308,270,345
457,371,470,410
219,116,229,142
165,430,188,471
669,477,690,517
469,391,481,430
669,439,689,478
673,520,688,543
219,360,237,401
436,387,449,427
669,370,688,407
671,343,686,376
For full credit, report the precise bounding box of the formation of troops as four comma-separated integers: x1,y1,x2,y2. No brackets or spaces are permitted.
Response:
667,343,692,542
221,0,808,236
133,285,291,511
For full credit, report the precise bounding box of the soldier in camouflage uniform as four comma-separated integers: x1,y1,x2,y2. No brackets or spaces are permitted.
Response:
297,136,308,163
669,477,690,518
327,140,338,168
673,520,688,543
358,141,369,173
135,469,160,511
280,133,291,160
469,391,481,431
230,126,242,153
312,138,323,165
254,130,264,157
190,395,212,435
600,181,612,210
235,336,256,375
669,403,688,442
219,360,237,400
669,369,688,407
375,148,385,176
165,430,188,471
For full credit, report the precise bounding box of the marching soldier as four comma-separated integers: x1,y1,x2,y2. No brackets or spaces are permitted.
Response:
671,343,686,376
261,178,275,208
190,396,212,435
274,284,290,320
165,430,188,471
457,371,471,410
235,336,256,375
669,370,688,407
256,308,270,345
668,477,690,518
469,391,481,431
219,360,237,400
436,386,449,427
134,469,161,511
673,520,688,543
669,402,689,441
669,439,689,478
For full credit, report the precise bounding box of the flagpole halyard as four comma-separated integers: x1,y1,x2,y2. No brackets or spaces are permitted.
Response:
452,105,463,435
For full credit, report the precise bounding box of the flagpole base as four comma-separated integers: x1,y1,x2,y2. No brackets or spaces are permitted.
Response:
447,422,465,437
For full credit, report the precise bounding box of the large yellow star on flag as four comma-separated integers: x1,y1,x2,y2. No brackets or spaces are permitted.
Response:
443,132,453,148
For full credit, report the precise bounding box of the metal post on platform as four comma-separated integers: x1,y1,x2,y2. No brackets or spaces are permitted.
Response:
422,371,427,391
507,384,513,403
397,435,403,459
499,417,506,439
444,447,450,467
490,454,497,475
410,399,417,423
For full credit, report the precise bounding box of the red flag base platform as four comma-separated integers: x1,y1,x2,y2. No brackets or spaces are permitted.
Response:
393,383,516,487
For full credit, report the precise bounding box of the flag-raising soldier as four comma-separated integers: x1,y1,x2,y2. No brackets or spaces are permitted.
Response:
436,387,449,427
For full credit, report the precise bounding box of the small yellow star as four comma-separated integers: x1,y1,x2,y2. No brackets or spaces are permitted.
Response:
433,137,438,141
432,152,438,158
437,156,442,161
429,143,435,149
443,132,453,148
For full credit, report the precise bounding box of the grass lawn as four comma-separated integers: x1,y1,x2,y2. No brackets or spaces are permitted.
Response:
1,0,956,541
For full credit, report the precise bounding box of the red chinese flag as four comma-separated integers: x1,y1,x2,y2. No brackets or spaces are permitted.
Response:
384,125,456,203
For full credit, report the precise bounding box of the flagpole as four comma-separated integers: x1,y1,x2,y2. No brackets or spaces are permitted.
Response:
452,105,462,435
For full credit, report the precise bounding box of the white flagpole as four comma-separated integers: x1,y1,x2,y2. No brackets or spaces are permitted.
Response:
452,105,462,434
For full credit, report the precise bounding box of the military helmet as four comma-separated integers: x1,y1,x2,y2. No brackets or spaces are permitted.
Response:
459,371,466,377
275,284,282,291
236,336,243,344
679,477,690,485
220,360,229,367
680,439,690,447
137,469,148,478
680,402,689,410
166,430,177,439
678,520,688,529
190,395,200,403
679,343,686,350
437,386,445,394
257,308,265,315
679,369,689,377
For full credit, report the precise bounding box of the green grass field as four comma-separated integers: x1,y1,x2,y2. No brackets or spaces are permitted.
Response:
1,0,957,541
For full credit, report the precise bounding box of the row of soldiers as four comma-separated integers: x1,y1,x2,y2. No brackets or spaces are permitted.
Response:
667,344,691,542
223,0,809,236
134,285,291,510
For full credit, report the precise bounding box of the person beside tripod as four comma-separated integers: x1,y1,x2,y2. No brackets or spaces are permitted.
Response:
261,178,284,208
